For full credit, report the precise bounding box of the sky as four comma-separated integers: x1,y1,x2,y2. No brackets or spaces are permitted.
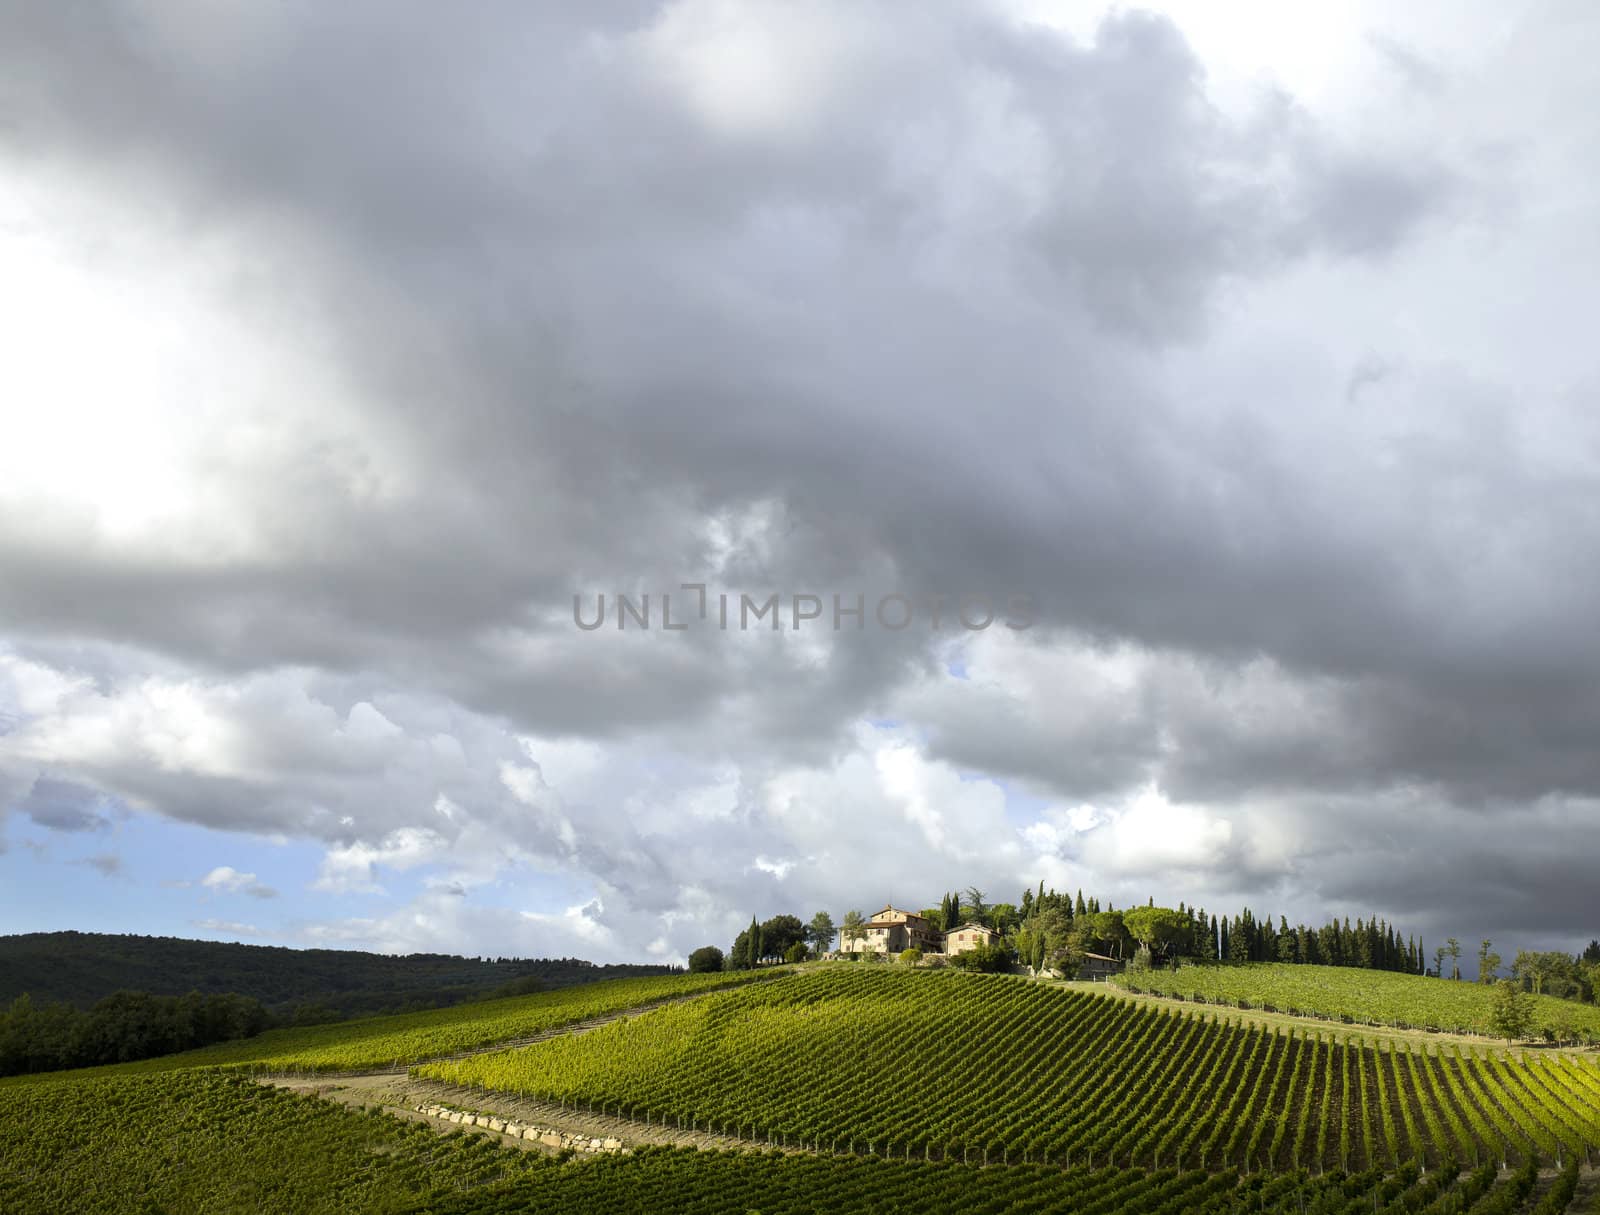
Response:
2,0,1598,966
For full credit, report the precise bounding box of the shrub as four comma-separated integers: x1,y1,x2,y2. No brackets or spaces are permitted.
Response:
688,946,724,974
948,942,1015,974
898,949,923,965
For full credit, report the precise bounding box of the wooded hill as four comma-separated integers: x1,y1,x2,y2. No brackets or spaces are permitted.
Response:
0,932,679,1018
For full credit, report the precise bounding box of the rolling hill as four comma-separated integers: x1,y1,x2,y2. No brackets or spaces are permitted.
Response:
1114,963,1600,1039
422,966,1600,1172
0,931,680,1016
3,962,1599,1213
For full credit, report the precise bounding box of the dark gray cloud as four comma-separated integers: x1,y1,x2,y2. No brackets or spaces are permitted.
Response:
19,777,113,833
1,1,1597,957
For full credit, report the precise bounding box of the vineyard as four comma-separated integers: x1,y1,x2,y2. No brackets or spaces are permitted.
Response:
1114,964,1600,1039
420,967,1600,1172
0,969,768,1083
1,1069,1593,1214
0,1070,547,1212
421,1152,1589,1215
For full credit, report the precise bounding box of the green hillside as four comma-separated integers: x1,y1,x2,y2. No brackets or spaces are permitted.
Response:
0,1069,1577,1215
1115,963,1600,1039
0,970,768,1083
6,962,1600,1213
0,930,678,1015
423,966,1600,1171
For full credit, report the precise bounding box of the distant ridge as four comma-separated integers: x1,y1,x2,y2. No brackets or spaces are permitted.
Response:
0,931,679,1017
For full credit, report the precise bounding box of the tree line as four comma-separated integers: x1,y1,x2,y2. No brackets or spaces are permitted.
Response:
685,912,840,974
941,884,1430,979
0,931,680,1017
688,888,1600,1006
0,989,273,1077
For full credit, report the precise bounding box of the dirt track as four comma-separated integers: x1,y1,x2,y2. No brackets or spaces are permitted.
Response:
265,1071,783,1156
260,977,822,1158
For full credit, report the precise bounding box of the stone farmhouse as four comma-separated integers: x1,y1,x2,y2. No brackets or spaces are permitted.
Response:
942,921,999,954
846,905,997,957
1079,951,1123,980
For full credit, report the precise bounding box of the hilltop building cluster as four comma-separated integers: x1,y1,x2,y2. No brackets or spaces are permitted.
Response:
840,904,1123,979
845,905,990,957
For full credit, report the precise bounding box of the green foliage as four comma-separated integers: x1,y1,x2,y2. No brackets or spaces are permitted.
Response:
759,917,807,963
1078,911,1130,960
784,943,809,965
687,947,724,974
806,912,836,955
0,989,271,1077
1512,949,1593,1001
1488,980,1534,1043
1122,907,1191,966
961,887,987,924
840,911,866,951
898,949,923,965
946,941,1013,973
1478,939,1502,984
1114,962,1600,1039
423,967,1600,1171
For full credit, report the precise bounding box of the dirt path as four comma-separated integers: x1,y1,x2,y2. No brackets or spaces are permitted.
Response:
267,1071,789,1156
261,974,825,1158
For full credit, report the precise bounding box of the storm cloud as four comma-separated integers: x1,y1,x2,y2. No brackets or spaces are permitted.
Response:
2,0,1598,961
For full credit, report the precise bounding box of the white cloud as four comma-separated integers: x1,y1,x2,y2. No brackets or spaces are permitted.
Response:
192,918,262,937
312,827,448,895
521,898,616,951
199,865,278,899
1077,786,1237,876
636,0,878,141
